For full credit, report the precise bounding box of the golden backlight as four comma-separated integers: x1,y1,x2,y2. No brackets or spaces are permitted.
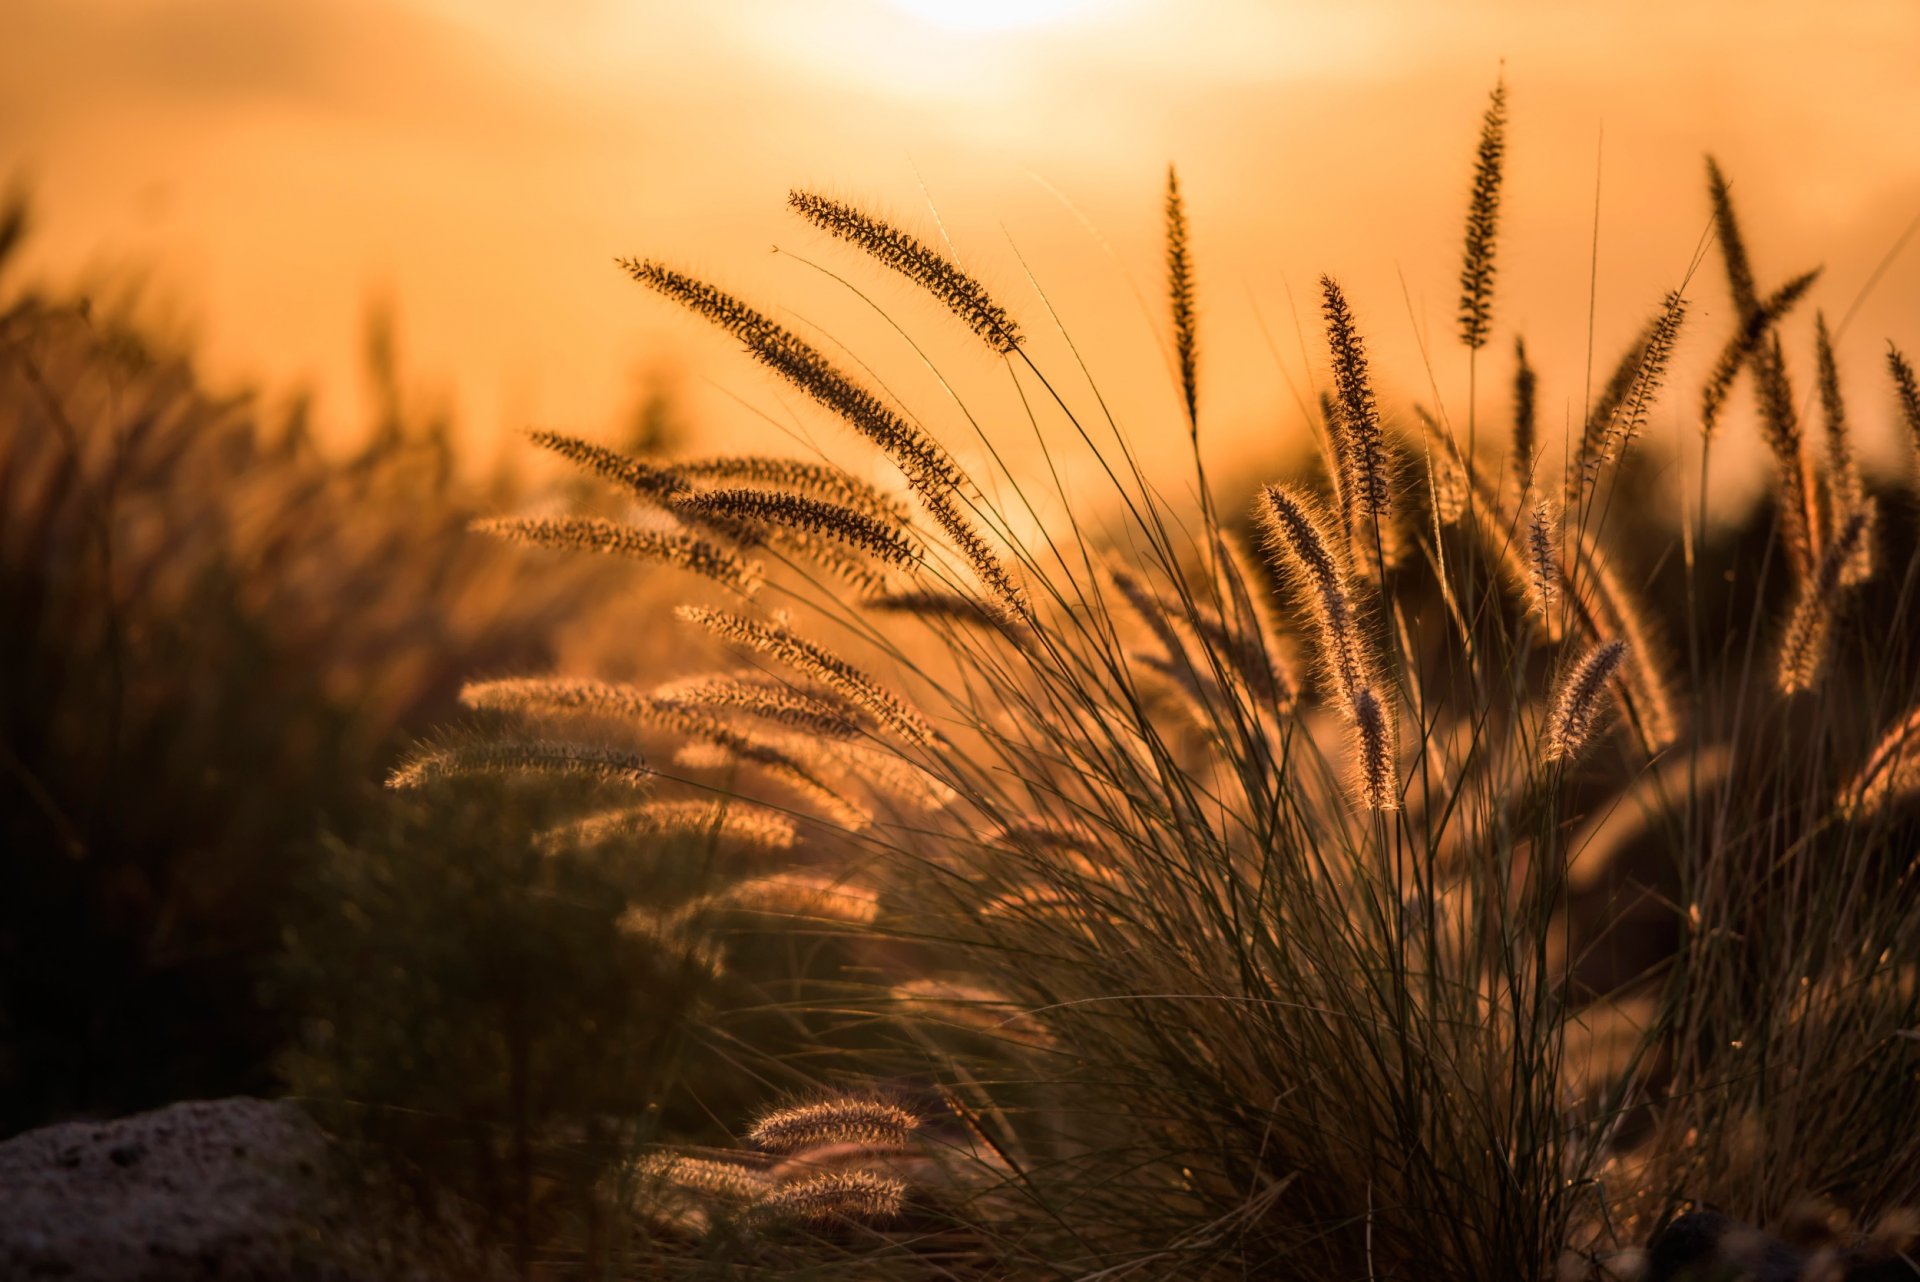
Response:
3,0,1917,507
886,0,1104,31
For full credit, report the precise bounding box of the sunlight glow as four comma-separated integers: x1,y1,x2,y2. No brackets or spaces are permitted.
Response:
885,0,1100,32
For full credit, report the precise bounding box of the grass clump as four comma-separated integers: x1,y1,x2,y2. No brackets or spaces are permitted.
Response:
407,80,1920,1279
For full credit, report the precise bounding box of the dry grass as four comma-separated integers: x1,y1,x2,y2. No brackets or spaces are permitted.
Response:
409,83,1920,1280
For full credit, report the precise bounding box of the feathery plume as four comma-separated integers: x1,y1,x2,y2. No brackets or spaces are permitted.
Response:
1564,534,1678,750
913,482,1029,617
1777,510,1868,695
683,872,880,926
540,800,797,854
650,673,862,737
1512,335,1537,490
528,429,687,505
787,189,1021,353
462,675,655,721
1458,77,1508,350
1892,342,1920,461
1256,485,1375,713
472,515,761,594
1165,166,1199,431
1757,332,1821,579
1815,314,1874,585
1577,293,1686,498
1318,389,1357,547
1352,686,1397,811
671,455,911,529
1841,703,1920,818
623,259,962,490
1573,321,1653,495
1525,497,1559,628
747,1097,921,1154
752,1170,907,1224
461,677,867,828
1547,639,1628,762
671,487,922,568
1206,533,1299,712
1321,277,1392,546
1419,409,1471,526
1699,268,1821,439
386,741,650,790
1706,156,1760,317
677,605,939,747
636,1154,773,1203
1704,160,1821,573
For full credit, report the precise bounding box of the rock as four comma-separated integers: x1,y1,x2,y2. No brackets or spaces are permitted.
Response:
0,1097,498,1281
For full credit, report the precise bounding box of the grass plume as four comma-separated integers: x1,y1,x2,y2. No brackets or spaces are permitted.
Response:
787,189,1022,353
1546,638,1627,762
472,515,761,594
1458,77,1507,350
1165,165,1200,432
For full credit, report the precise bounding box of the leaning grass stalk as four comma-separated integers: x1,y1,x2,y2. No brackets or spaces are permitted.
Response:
540,799,797,854
648,673,862,738
671,455,911,529
636,1154,774,1203
1841,702,1920,818
1512,335,1537,492
1777,511,1869,695
472,515,761,594
1562,532,1678,751
787,189,1022,353
679,872,881,926
386,740,651,791
1891,342,1920,464
750,1170,908,1224
1816,314,1874,585
746,1097,920,1155
670,487,923,568
1352,685,1398,810
1546,638,1628,762
1698,268,1821,439
1255,484,1377,715
528,429,687,504
624,258,962,491
677,605,940,747
1321,277,1392,570
1576,292,1686,502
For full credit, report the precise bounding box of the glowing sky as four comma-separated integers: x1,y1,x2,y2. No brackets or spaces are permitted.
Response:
5,1,1918,500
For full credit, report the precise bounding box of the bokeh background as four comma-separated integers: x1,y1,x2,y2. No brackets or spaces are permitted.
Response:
6,0,1919,501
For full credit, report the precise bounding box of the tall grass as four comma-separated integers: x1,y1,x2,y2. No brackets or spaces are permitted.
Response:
423,88,1920,1278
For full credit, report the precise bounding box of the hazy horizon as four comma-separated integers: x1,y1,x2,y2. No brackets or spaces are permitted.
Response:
7,0,1918,502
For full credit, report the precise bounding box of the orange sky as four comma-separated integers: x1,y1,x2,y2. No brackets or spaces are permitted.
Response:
5,1,1919,508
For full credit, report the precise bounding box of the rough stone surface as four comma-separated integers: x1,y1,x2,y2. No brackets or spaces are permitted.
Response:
0,1097,492,1281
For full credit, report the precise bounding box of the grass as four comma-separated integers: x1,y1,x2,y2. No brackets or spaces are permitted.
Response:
418,79,1920,1279
8,76,1919,1280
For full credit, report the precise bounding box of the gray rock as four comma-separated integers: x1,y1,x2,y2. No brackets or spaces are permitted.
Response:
0,1097,494,1281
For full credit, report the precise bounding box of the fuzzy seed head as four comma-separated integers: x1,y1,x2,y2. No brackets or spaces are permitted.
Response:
1547,639,1628,762
788,189,1022,353
746,1096,921,1155
472,515,761,594
752,1169,907,1224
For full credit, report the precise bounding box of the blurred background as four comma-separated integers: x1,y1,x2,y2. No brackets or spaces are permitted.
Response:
5,0,1919,490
